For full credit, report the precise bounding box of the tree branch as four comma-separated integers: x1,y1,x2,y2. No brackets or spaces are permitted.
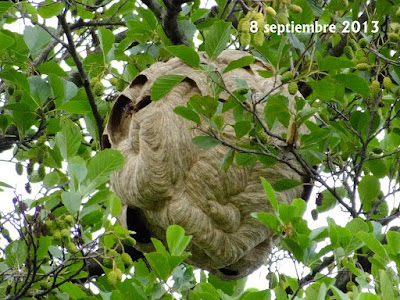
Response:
70,19,126,30
141,0,189,46
58,14,104,140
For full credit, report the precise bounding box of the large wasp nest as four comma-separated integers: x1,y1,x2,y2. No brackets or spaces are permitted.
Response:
102,50,308,281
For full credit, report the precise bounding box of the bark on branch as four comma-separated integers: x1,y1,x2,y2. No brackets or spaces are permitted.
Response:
141,0,190,46
58,14,104,140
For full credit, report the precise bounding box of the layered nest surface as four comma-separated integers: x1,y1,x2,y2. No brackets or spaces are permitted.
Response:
102,50,307,280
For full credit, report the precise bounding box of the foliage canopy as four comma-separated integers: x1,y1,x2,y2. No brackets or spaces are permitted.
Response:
0,0,400,299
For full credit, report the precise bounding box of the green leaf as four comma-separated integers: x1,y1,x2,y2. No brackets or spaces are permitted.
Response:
356,232,387,258
209,274,247,297
7,103,35,135
28,76,51,106
191,8,209,22
173,106,201,124
98,27,114,55
379,270,394,300
282,237,304,261
333,74,369,97
60,100,92,114
0,69,30,92
0,181,12,188
23,25,51,57
46,118,62,134
308,78,336,101
278,203,298,224
0,31,14,49
320,56,355,71
59,282,87,299
358,175,380,206
188,95,219,118
386,230,400,255
83,52,105,77
119,280,147,300
223,56,255,73
257,70,274,78
55,120,82,160
152,238,169,256
166,225,192,256
166,45,200,68
233,120,252,139
221,148,235,172
37,236,52,260
151,75,185,101
341,259,363,277
273,286,288,300
110,195,121,218
76,4,94,19
261,177,278,212
264,94,290,128
137,6,157,30
36,61,69,77
290,198,307,218
238,289,271,300
0,2,14,16
365,159,387,178
144,252,171,281
272,179,302,192
84,149,124,194
357,293,380,300
38,1,64,18
192,136,220,149
5,240,28,267
204,20,231,60
345,218,369,234
255,212,281,232
0,114,12,133
235,152,257,166
191,283,220,300
62,191,82,215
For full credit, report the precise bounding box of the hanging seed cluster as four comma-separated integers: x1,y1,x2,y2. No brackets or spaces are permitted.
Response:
237,0,303,47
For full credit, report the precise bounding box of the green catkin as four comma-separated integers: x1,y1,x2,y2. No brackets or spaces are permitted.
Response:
254,31,264,46
359,38,368,48
121,253,133,266
288,82,298,95
110,77,118,86
124,236,136,246
281,71,294,83
358,57,369,64
289,4,302,14
383,77,393,90
240,32,251,45
107,271,118,285
241,20,250,33
369,80,381,97
266,7,276,17
356,63,370,71
343,46,354,59
389,33,400,42
277,13,289,25
66,241,78,253
349,39,359,51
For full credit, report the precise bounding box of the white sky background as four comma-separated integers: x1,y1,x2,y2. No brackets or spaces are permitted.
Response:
1,0,395,294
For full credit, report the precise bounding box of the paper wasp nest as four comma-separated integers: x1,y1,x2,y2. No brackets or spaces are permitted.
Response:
102,50,308,281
